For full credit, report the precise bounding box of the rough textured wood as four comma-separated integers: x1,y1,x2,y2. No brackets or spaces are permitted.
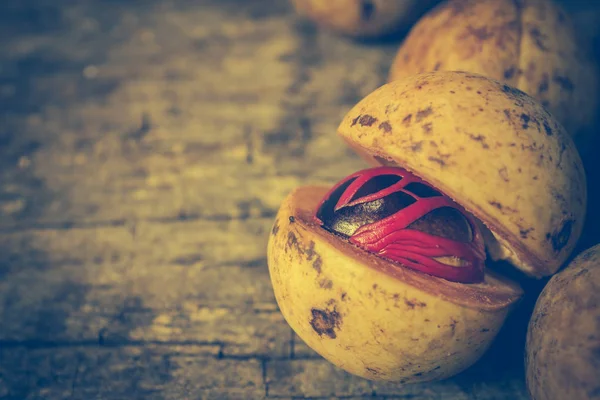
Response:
0,0,595,398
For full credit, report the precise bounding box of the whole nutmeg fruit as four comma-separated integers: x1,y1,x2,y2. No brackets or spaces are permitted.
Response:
526,244,600,400
388,0,600,151
267,71,586,382
290,0,441,38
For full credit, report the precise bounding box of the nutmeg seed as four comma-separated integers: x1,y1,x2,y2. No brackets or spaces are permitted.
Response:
314,166,486,283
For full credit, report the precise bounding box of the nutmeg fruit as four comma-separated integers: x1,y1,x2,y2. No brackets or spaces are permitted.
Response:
290,0,441,38
267,71,587,382
526,244,600,400
388,0,600,151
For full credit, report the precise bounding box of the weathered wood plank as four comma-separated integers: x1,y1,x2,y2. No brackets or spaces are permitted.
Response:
0,219,293,357
0,0,391,227
267,359,372,398
0,346,528,400
0,346,263,400
266,353,529,399
284,327,530,399
0,209,530,398
1,0,596,398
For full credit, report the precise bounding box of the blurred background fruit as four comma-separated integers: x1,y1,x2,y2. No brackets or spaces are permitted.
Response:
388,0,599,153
290,0,441,38
526,244,600,400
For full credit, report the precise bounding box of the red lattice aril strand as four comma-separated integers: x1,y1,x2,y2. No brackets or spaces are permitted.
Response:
334,168,422,210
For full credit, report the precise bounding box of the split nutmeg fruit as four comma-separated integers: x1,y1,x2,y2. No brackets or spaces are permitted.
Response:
267,71,587,382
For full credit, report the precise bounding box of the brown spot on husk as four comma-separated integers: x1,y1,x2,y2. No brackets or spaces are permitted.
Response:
489,201,503,210
468,133,489,149
286,231,298,251
428,157,446,167
416,106,433,122
498,167,509,182
271,220,280,235
422,123,433,134
547,220,573,252
310,307,342,339
410,141,424,152
378,121,392,133
312,257,322,274
286,233,323,273
366,366,380,375
449,318,458,336
319,278,333,289
520,114,530,129
405,298,427,309
358,115,378,126
466,26,493,41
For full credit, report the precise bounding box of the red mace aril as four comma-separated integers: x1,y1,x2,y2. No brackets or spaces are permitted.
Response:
314,166,486,283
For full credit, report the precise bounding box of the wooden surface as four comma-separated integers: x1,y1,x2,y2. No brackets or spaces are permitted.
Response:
0,1,597,399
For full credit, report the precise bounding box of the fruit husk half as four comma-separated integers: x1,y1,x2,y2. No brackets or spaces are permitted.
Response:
267,185,523,382
337,71,587,278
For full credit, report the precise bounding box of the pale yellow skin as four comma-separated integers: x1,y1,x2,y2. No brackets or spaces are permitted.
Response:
388,0,600,151
268,187,522,382
291,0,441,38
339,71,587,277
526,244,600,400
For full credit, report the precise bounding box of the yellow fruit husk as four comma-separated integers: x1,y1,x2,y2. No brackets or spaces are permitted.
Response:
268,186,522,382
338,71,586,277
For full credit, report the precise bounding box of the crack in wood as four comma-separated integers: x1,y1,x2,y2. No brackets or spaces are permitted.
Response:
262,359,269,397
0,339,322,359
126,113,152,141
0,212,276,233
289,329,295,359
69,355,83,399
244,126,254,164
